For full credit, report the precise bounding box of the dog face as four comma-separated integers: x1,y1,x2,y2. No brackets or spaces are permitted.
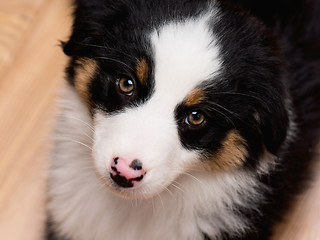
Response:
63,0,289,198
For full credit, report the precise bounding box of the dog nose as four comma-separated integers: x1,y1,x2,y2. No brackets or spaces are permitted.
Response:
110,157,146,188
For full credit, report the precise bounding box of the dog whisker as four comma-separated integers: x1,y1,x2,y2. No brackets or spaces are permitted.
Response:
78,131,94,142
94,56,136,73
164,186,174,198
213,91,269,106
69,41,136,61
65,139,93,151
156,192,165,215
62,115,95,132
151,196,155,216
171,181,186,195
182,172,205,186
207,103,236,126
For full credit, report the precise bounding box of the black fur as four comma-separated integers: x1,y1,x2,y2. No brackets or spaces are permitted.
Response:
46,218,69,240
49,0,320,239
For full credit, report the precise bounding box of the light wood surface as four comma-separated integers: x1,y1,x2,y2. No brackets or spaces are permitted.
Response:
0,0,71,239
0,0,319,240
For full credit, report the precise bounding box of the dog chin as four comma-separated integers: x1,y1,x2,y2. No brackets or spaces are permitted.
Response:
110,186,161,200
105,180,170,200
92,167,172,200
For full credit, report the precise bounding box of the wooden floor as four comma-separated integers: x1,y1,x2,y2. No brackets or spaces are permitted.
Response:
0,0,71,239
0,0,319,239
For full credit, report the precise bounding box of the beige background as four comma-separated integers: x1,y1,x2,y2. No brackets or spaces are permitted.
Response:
0,0,319,239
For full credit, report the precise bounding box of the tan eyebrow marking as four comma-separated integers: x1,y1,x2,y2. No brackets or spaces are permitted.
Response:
136,57,149,85
185,88,205,106
74,58,98,106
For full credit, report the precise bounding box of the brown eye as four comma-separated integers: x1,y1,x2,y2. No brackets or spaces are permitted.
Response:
186,111,206,126
117,77,135,95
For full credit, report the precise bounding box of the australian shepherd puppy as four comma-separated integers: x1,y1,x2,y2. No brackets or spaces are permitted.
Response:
46,0,320,239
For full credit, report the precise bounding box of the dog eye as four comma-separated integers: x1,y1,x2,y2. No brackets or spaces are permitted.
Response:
117,77,135,95
185,111,206,126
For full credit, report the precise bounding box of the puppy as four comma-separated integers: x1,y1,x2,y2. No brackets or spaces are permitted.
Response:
46,0,320,239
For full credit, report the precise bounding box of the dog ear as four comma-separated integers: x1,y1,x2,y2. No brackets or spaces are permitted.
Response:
60,0,102,57
61,0,129,57
60,40,74,56
59,37,90,57
258,97,289,155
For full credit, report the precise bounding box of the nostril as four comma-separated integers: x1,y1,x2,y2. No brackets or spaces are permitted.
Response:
130,159,143,170
111,157,119,173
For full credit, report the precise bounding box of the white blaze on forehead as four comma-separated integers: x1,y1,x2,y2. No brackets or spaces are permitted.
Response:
93,12,223,171
150,11,221,107
92,11,223,198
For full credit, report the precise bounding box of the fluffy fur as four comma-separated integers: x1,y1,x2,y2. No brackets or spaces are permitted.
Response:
46,0,320,239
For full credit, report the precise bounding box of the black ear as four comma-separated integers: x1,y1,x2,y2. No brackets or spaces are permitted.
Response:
60,38,91,57
61,0,129,57
60,40,73,56
59,37,88,57
259,98,289,155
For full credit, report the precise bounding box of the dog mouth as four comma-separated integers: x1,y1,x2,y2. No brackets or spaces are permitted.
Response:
94,164,174,200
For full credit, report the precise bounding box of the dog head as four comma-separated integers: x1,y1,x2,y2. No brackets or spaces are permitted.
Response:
62,0,290,199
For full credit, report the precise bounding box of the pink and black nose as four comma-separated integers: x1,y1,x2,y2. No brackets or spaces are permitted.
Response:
110,157,146,188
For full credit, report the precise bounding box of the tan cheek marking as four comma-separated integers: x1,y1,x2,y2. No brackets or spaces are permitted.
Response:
136,58,149,85
208,130,248,171
74,58,98,106
185,88,205,106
